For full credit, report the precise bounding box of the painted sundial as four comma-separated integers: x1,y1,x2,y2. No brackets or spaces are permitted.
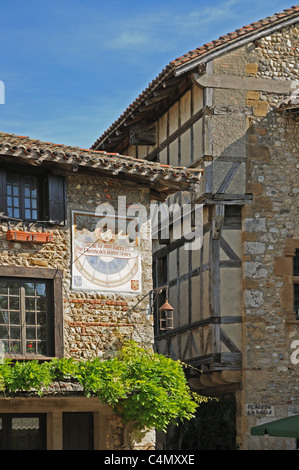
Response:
72,212,141,293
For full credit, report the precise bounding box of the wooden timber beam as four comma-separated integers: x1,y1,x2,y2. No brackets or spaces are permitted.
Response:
145,86,177,105
146,107,205,161
161,77,182,89
189,370,242,390
98,76,192,153
130,124,156,146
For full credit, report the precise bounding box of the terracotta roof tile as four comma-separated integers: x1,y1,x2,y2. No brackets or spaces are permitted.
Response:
0,132,202,198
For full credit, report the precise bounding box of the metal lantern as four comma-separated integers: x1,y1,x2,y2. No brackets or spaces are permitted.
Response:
159,298,174,330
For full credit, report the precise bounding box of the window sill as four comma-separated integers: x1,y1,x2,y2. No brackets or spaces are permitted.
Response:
5,355,56,361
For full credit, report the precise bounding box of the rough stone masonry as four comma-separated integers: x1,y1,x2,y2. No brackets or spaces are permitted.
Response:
0,173,154,360
241,22,299,450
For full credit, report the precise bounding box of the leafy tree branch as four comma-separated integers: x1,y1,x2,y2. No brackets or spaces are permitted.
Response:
0,341,208,432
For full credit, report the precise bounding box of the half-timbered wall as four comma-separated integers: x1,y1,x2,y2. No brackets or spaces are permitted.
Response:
126,84,203,169
125,81,243,377
153,204,242,372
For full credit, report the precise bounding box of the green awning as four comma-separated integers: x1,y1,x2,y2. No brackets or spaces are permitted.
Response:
251,415,299,438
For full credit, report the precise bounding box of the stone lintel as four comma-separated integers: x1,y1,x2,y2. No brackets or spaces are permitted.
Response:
193,73,297,95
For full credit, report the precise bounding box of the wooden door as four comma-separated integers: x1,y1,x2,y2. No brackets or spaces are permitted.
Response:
63,412,94,450
0,413,46,450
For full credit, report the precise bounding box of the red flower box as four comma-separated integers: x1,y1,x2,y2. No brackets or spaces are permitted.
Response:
31,232,53,243
6,230,32,242
6,230,53,243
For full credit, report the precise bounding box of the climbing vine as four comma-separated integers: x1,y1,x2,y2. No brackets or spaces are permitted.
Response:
0,341,207,432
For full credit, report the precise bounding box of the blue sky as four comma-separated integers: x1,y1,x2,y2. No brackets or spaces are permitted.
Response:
0,0,294,149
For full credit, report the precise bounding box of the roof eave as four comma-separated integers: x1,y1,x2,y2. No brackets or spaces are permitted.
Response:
174,14,299,77
0,139,203,200
91,65,176,151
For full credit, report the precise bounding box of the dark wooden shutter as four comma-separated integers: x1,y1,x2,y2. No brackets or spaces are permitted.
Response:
0,169,7,216
47,174,67,225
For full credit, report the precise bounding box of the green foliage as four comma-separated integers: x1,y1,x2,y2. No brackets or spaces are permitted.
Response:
111,341,207,431
0,341,205,432
50,357,80,381
0,360,53,396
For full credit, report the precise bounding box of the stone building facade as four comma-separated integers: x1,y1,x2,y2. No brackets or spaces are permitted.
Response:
0,132,201,450
241,23,299,450
92,6,299,450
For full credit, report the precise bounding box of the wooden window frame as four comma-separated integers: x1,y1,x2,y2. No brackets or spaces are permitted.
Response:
6,173,39,221
0,166,67,225
0,266,64,359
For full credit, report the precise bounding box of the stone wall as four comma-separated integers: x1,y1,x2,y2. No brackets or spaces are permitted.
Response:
202,20,299,450
0,172,154,358
65,174,154,358
240,22,299,450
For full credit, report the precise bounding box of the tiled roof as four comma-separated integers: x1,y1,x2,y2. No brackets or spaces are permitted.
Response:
92,5,299,150
0,132,202,198
0,381,85,397
171,5,299,70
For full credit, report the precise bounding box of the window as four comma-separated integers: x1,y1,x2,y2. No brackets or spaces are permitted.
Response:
0,414,46,450
294,250,299,319
0,267,63,359
157,255,168,287
0,167,66,224
7,174,38,220
0,279,52,356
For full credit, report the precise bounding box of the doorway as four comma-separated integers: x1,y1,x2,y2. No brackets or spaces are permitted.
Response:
63,412,94,450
